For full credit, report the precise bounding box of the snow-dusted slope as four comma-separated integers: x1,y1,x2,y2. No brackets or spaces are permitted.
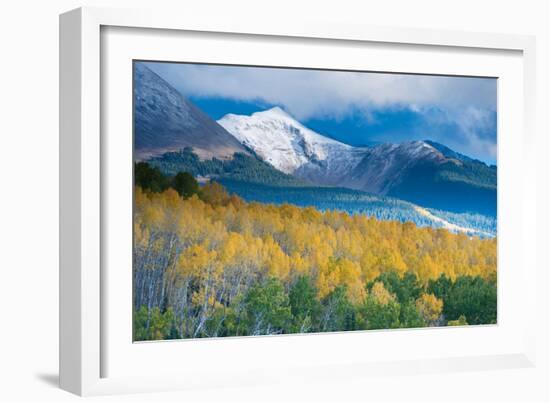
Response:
412,206,494,237
218,107,366,184
218,107,449,189
134,63,248,160
347,140,447,194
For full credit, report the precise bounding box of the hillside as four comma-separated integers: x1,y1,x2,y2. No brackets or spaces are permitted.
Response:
148,147,307,187
134,63,248,160
219,179,495,237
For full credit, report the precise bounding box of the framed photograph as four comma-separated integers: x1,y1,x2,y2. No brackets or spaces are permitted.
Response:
60,7,537,396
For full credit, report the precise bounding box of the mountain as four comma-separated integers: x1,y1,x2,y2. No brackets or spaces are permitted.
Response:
218,107,367,184
134,63,249,160
218,108,496,216
379,146,496,216
345,141,447,194
347,141,496,216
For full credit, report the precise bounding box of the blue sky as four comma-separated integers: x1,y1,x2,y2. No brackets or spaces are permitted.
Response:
143,62,497,164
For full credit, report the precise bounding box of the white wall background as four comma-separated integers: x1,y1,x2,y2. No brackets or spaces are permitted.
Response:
0,0,548,401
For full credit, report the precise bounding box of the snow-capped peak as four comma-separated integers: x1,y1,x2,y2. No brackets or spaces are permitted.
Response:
217,108,457,193
218,107,358,174
256,106,290,118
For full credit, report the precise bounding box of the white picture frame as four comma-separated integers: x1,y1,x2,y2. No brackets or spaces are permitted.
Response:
59,6,537,396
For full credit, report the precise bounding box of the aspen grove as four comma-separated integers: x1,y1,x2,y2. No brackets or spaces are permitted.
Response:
133,167,497,341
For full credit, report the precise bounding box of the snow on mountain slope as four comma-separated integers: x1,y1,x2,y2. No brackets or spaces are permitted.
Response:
134,63,248,160
218,107,366,183
347,140,447,194
412,205,494,237
218,108,448,188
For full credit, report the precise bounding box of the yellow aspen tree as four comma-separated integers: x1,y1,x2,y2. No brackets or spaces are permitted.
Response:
338,258,365,304
370,281,396,305
415,294,443,325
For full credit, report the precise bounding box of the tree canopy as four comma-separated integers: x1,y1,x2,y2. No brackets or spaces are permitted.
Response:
133,177,497,340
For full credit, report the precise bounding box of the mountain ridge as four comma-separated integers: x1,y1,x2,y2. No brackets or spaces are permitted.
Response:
134,63,249,160
218,108,496,216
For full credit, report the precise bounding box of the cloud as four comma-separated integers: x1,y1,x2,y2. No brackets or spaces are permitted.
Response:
410,105,497,162
143,62,497,162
